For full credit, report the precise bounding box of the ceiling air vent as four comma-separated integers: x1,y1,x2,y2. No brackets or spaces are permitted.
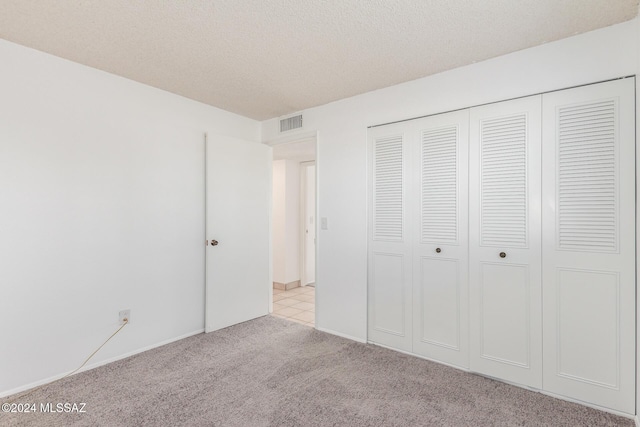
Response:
280,114,303,133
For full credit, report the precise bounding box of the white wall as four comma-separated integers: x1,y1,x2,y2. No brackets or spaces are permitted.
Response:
272,160,286,283
271,159,300,285
262,19,639,343
303,164,316,285
0,39,260,396
284,160,301,283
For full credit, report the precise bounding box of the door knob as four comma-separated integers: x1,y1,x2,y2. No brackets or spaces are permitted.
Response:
499,252,506,258
210,240,219,246
435,248,441,253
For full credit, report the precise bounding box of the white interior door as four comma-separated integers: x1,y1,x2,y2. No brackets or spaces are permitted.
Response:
368,123,413,352
469,95,542,388
205,134,272,332
541,78,635,414
411,109,469,368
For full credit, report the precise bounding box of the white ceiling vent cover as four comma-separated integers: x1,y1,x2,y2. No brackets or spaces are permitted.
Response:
280,114,303,133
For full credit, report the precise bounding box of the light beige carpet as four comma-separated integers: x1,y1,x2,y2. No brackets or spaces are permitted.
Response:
1,316,633,426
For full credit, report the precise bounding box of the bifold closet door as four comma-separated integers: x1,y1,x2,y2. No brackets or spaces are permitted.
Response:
368,123,413,352
411,110,469,368
469,96,542,388
541,78,635,414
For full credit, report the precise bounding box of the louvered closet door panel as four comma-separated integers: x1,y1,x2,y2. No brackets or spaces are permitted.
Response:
542,78,635,414
367,124,413,352
411,109,469,368
469,96,542,388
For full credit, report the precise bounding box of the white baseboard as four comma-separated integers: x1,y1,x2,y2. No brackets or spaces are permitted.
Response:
0,328,204,398
368,340,473,373
530,386,634,420
273,280,301,291
635,414,639,427
315,326,367,343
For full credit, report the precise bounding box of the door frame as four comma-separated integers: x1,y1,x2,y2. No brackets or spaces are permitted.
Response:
265,131,319,323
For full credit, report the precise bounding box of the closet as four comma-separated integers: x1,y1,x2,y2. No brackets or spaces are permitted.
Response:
367,78,635,414
368,109,469,366
469,95,543,389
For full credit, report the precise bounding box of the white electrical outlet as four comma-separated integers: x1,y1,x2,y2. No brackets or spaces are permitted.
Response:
119,309,131,325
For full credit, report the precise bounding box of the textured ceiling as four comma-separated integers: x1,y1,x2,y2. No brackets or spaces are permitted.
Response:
0,1,637,120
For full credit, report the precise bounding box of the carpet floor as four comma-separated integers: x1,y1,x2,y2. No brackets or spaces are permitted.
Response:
1,316,633,426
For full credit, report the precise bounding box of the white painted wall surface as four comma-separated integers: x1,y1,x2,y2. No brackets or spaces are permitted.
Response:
271,159,301,285
0,39,260,396
272,160,286,284
303,164,316,285
262,19,638,343
284,160,301,284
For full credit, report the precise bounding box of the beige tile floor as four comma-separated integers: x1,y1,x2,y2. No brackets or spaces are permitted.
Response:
272,286,315,327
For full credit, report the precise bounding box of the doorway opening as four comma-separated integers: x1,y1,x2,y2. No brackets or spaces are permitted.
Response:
270,136,317,327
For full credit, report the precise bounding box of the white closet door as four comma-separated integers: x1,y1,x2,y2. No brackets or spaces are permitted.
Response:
411,110,469,368
368,124,412,351
541,78,635,414
469,96,542,388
